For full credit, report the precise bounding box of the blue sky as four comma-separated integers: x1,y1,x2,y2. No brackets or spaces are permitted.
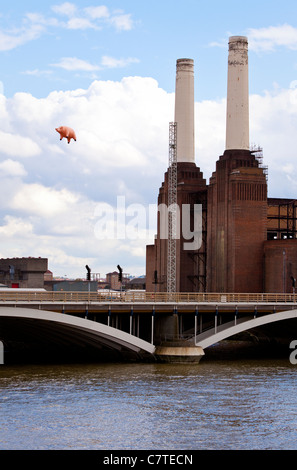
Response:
1,1,297,279
3,0,297,99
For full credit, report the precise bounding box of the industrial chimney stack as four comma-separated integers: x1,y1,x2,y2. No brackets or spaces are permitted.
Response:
207,35,267,294
146,57,207,294
174,58,195,163
225,36,249,151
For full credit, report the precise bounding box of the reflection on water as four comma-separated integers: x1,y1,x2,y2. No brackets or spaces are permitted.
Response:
1,359,297,450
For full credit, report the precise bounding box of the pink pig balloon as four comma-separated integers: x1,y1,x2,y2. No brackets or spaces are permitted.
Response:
55,126,77,144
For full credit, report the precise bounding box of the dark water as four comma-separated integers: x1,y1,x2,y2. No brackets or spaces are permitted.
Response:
0,359,296,450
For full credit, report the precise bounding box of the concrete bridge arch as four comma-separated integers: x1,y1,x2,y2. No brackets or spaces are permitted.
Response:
0,307,156,363
196,309,297,349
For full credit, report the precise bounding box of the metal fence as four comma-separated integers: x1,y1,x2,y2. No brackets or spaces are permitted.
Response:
0,290,297,304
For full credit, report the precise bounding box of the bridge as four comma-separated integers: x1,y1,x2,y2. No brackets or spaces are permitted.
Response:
1,290,297,364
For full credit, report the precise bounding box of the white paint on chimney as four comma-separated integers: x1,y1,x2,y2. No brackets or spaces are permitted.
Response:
174,58,195,163
225,36,250,151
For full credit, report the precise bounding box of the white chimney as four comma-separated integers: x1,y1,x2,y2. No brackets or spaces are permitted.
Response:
225,36,249,151
174,58,195,163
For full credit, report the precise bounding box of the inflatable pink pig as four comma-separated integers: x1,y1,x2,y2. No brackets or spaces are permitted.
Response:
55,126,77,144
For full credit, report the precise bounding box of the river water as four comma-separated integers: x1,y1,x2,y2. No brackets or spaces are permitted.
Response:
0,358,296,451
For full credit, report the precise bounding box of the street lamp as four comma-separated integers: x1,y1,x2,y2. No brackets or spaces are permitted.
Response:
117,265,123,292
291,275,296,295
86,265,91,292
86,265,91,280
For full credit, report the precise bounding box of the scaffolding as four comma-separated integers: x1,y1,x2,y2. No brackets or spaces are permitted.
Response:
167,122,177,293
250,143,268,182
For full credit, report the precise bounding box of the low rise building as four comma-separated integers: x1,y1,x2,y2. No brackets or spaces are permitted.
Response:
0,257,48,289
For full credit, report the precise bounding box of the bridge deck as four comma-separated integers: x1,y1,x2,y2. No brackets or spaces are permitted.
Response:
0,291,297,315
1,291,297,304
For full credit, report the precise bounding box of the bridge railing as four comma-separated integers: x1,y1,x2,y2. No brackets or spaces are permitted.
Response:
0,290,297,304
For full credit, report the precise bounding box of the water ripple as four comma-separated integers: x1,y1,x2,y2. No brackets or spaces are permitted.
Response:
0,359,296,450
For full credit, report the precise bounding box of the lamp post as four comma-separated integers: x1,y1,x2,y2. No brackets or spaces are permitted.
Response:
291,276,296,296
86,265,91,292
117,265,123,293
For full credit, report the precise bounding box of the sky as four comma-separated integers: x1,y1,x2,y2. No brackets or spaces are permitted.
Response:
1,0,297,280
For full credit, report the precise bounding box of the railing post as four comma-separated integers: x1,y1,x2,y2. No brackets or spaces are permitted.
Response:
108,307,111,327
0,341,3,365
215,306,218,334
235,306,238,326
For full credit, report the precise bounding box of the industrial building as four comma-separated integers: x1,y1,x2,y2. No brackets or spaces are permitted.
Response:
146,36,297,294
0,257,48,289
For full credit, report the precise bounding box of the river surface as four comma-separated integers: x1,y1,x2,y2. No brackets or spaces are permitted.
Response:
0,358,296,450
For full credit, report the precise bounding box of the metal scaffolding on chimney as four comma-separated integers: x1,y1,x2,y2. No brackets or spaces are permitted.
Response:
167,122,177,293
250,143,268,183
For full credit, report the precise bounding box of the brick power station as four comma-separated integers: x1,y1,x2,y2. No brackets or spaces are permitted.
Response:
146,36,297,294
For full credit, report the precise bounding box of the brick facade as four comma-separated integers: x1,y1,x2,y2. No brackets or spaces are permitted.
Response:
146,151,297,293
207,150,267,293
146,162,207,293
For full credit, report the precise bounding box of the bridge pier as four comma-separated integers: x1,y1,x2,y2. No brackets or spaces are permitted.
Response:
154,345,205,363
153,309,179,343
153,307,205,363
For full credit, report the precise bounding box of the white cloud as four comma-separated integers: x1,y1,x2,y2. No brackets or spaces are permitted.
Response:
84,6,110,20
108,13,134,32
51,2,77,17
51,55,139,73
0,3,135,52
0,130,41,157
66,17,97,30
25,12,60,28
248,24,297,52
11,184,79,217
0,77,172,276
0,159,27,177
101,55,139,68
52,57,100,72
249,88,297,194
210,24,297,53
195,98,226,176
0,216,33,237
22,69,53,77
0,23,44,51
1,76,297,278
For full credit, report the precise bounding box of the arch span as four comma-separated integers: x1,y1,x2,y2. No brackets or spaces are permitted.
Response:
0,307,156,362
196,309,297,349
